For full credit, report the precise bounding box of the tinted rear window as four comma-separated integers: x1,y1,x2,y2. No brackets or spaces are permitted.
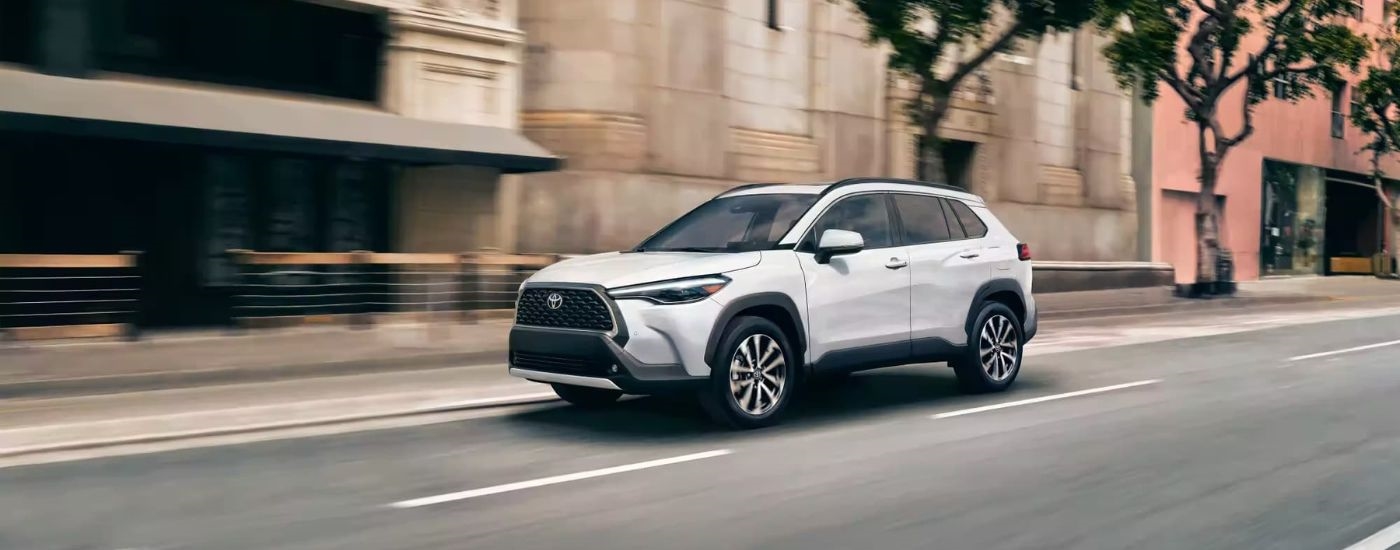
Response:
948,200,989,238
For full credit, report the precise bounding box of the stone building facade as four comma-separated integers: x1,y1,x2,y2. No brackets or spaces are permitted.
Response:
506,0,1143,261
0,0,556,326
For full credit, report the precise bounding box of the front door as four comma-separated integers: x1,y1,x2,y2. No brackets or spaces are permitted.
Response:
796,193,912,370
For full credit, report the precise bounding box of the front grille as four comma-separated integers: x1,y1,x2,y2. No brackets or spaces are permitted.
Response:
516,288,615,331
512,351,610,377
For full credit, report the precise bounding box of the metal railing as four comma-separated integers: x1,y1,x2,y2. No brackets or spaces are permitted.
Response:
227,250,559,328
0,253,142,341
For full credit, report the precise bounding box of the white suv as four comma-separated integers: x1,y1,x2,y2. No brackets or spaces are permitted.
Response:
510,178,1037,428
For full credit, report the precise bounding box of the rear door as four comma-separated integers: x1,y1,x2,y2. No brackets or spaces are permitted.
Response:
893,193,992,350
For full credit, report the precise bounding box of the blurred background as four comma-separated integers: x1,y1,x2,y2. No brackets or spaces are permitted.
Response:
2,2,1400,548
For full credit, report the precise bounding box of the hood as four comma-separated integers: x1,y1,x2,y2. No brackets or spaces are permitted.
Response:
527,251,763,289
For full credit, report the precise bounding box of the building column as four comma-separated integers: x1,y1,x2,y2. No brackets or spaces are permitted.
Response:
36,0,92,77
380,3,525,253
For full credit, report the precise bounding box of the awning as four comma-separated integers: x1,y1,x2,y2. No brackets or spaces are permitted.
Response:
0,69,561,173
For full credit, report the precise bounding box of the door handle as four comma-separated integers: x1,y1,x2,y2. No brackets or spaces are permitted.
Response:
960,253,981,259
885,258,909,269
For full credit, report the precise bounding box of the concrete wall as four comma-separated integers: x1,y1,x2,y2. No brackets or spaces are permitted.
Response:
513,0,893,253
513,1,1142,258
396,166,503,252
371,0,529,253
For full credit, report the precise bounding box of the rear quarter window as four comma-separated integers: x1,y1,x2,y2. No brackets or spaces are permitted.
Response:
948,200,989,239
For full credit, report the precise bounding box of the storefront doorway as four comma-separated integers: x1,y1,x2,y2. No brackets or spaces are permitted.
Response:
1324,175,1384,275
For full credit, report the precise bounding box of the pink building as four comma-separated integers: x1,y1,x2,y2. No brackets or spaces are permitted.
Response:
1146,0,1399,283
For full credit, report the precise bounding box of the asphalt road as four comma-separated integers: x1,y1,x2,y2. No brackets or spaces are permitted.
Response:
3,312,1400,550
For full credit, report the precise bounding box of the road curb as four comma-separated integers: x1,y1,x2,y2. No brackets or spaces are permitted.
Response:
0,392,560,460
1040,295,1333,321
0,350,504,400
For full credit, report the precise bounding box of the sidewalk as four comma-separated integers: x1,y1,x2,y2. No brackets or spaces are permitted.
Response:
0,279,1388,400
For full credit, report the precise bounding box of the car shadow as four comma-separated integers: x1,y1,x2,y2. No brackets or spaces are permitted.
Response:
499,365,1057,444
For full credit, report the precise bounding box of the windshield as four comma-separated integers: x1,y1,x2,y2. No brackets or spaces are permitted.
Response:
635,193,820,253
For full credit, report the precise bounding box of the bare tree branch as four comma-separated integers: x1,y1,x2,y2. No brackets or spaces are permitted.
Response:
1162,68,1205,111
943,20,1027,96
1222,93,1256,147
1223,0,1305,88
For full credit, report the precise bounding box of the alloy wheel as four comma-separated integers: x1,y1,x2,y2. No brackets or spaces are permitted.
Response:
729,333,787,416
979,314,1019,381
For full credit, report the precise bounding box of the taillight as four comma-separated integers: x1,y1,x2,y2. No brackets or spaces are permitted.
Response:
1017,243,1032,261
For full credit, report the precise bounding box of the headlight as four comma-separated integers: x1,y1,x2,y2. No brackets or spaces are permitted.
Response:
608,275,730,304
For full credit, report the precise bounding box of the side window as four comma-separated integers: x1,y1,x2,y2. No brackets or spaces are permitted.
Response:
939,198,967,240
892,194,952,245
805,194,894,250
948,200,989,238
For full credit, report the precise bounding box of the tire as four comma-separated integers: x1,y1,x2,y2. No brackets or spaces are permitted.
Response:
699,316,798,429
951,302,1024,394
552,384,623,408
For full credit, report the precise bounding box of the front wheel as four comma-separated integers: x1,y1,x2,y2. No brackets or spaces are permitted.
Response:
552,384,623,408
951,302,1024,394
699,316,797,429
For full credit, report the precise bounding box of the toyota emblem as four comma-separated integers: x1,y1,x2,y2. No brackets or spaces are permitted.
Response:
546,292,564,310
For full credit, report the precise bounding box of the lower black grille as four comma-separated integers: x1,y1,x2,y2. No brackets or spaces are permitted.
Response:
512,351,610,377
516,288,615,331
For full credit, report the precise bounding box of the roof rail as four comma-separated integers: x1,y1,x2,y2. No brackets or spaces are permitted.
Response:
717,182,781,196
823,177,969,196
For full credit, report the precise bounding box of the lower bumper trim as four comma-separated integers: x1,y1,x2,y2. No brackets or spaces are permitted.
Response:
509,368,623,391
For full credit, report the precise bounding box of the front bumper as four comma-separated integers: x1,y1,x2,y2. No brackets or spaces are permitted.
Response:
508,325,706,394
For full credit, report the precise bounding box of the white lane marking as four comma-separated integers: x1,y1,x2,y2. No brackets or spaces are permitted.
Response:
1289,339,1400,362
388,449,733,509
1342,518,1400,550
931,380,1162,419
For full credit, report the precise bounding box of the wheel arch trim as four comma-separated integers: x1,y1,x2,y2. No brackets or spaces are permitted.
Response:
703,293,807,367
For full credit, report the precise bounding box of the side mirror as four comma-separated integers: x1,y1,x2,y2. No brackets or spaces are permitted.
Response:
815,229,864,264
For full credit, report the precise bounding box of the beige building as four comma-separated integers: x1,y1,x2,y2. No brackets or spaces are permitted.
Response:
0,0,555,326
506,0,1142,262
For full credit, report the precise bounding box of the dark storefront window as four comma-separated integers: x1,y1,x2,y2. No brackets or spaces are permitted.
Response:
92,0,385,102
0,0,37,67
0,134,391,326
1261,160,1327,276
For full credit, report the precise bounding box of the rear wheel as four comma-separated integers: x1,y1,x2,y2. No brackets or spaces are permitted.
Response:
952,302,1024,394
699,316,797,429
552,384,623,408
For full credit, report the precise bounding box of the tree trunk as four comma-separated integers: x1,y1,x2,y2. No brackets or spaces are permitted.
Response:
1369,153,1397,278
918,94,952,184
1390,207,1400,277
1195,132,1223,286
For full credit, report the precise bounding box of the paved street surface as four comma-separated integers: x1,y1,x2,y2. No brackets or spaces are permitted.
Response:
3,308,1400,549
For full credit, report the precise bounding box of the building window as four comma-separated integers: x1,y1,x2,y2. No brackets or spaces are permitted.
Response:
1331,85,1347,139
1272,74,1295,99
1345,0,1363,19
1070,32,1082,91
767,0,781,30
0,0,37,67
92,0,385,102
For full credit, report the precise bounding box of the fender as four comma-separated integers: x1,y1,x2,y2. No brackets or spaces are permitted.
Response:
703,292,807,367
964,278,1026,336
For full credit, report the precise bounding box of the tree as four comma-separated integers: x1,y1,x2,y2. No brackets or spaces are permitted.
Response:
1351,17,1400,279
1096,0,1369,293
843,0,1106,183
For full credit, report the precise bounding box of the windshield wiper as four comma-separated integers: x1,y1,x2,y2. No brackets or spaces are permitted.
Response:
637,247,724,253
